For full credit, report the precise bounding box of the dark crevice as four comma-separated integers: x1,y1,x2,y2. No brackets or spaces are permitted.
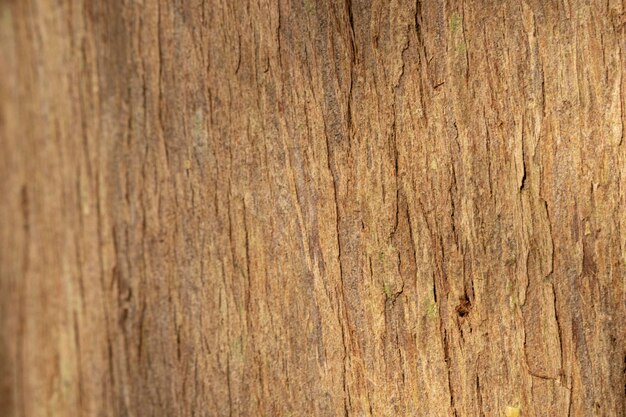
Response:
442,330,459,417
414,0,423,45
455,295,472,318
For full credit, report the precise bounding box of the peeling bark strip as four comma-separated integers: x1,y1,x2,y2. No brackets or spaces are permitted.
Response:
0,0,625,416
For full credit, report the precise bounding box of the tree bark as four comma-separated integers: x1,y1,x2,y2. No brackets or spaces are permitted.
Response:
1,0,625,416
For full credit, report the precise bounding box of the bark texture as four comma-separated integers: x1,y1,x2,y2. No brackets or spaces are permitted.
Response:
1,0,625,416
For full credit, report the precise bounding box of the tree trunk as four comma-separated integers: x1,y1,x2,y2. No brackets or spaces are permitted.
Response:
1,1,624,416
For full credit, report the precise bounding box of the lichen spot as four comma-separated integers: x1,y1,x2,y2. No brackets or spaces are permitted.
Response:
383,282,392,299
0,5,12,29
450,15,461,33
505,406,520,417
426,301,438,318
192,108,208,147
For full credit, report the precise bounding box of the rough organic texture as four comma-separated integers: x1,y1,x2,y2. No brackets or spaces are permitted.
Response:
1,0,625,416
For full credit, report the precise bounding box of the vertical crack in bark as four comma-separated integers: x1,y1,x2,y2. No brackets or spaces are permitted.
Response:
156,0,169,169
414,0,423,46
449,148,459,244
325,125,350,416
460,0,470,83
442,329,458,417
242,199,252,316
226,356,233,417
476,374,485,417
519,113,528,192
18,185,29,417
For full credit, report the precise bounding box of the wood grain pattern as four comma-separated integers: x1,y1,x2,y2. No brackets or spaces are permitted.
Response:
1,0,624,416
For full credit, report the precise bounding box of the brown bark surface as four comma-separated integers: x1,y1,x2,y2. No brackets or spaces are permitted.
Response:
1,1,625,416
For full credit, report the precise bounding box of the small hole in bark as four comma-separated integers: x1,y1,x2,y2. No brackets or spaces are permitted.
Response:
456,296,472,317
